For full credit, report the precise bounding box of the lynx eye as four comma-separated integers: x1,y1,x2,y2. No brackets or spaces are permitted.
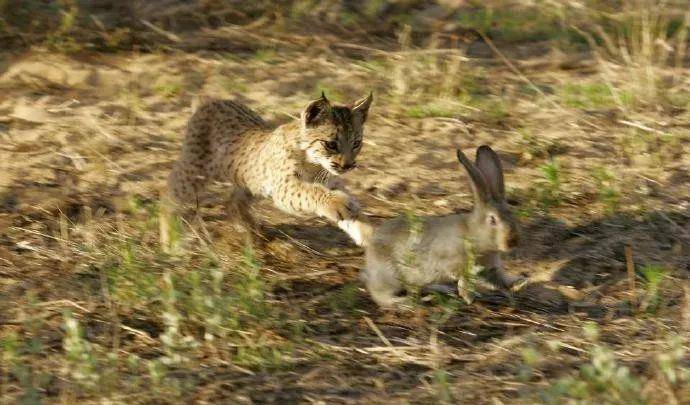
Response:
352,140,362,149
324,140,338,151
489,214,498,226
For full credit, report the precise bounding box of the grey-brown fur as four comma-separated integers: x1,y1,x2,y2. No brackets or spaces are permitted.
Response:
361,146,522,308
167,93,373,239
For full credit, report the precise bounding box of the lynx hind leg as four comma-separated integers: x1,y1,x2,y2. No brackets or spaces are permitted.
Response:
167,160,205,207
363,250,406,308
226,187,265,244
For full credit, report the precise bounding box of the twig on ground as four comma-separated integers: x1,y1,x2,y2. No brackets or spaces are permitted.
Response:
364,316,393,347
618,119,666,134
141,20,182,43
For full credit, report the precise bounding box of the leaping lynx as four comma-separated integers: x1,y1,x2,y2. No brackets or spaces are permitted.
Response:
167,92,373,245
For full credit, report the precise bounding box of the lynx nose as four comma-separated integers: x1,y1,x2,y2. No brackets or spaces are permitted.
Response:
343,162,357,171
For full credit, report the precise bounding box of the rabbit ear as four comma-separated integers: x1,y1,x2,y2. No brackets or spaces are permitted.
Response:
456,148,490,204
475,145,505,200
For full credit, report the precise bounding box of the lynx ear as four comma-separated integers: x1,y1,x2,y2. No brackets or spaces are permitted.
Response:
302,93,330,127
351,92,373,123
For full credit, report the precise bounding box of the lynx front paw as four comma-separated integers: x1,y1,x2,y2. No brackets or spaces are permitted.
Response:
322,191,360,222
338,218,373,247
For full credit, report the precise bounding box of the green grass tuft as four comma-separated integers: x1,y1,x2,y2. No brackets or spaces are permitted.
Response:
536,159,563,210
404,104,458,118
592,166,621,213
640,265,670,313
559,82,632,110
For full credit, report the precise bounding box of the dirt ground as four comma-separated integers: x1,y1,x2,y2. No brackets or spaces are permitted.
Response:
1,2,690,403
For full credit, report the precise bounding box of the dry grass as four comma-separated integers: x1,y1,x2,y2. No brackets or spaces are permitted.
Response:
1,1,689,404
560,0,690,111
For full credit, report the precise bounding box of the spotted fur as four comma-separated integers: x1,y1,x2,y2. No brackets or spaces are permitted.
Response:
167,93,373,232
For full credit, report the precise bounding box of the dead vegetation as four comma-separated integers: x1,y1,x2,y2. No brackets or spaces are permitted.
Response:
1,1,689,403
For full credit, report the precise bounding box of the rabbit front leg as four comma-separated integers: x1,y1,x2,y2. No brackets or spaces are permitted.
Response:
479,252,527,290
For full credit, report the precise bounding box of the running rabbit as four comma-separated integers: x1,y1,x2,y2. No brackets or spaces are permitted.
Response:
361,145,523,308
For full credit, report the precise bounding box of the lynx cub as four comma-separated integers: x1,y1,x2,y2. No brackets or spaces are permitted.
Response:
167,93,373,245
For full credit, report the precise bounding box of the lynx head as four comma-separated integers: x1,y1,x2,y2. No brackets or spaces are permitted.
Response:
300,92,373,176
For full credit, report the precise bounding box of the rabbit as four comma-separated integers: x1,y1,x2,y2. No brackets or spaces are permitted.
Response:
361,145,524,308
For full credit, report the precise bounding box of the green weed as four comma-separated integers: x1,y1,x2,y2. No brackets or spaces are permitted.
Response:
253,49,279,64
517,129,561,161
221,78,249,94
519,346,541,382
44,1,82,53
1,295,51,404
62,312,100,390
234,342,288,371
657,335,690,394
160,271,199,366
515,205,536,220
477,97,509,124
327,282,361,314
432,368,454,404
559,82,632,110
426,294,462,327
338,10,361,27
640,265,670,313
404,211,425,235
119,85,144,125
289,0,319,22
105,241,160,311
457,238,481,305
538,323,644,404
154,82,182,99
537,159,563,210
404,104,458,118
592,166,621,213
354,58,389,73
314,83,345,103
456,2,568,43
562,0,690,109
233,247,271,322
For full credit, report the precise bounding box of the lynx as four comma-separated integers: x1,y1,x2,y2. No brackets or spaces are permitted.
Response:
166,92,373,245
